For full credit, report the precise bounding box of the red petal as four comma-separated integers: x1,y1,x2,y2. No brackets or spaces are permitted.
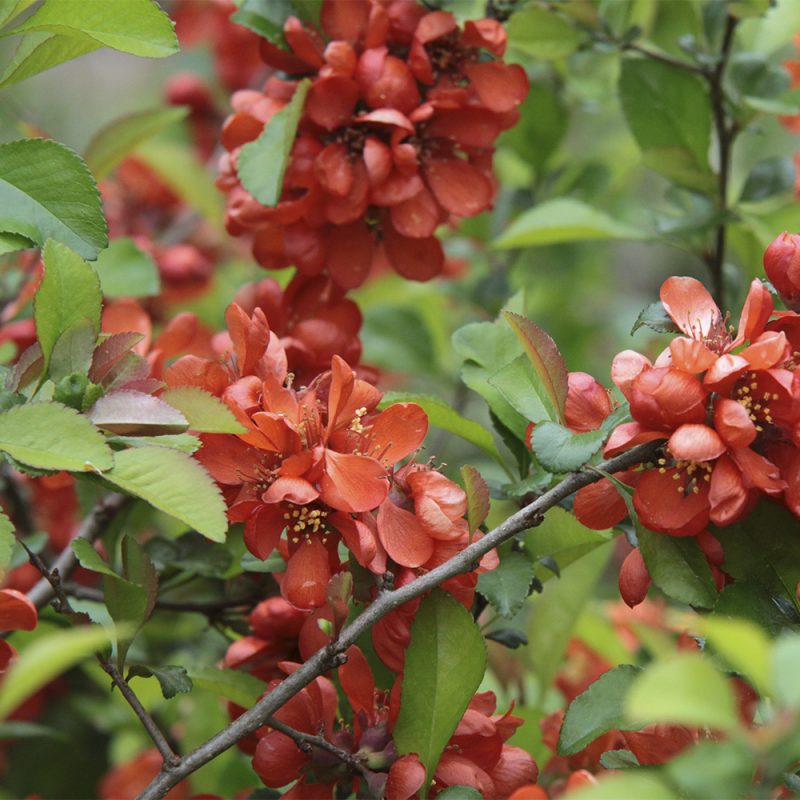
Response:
733,278,773,346
282,538,330,609
252,731,309,787
383,224,444,281
321,0,369,43
262,477,319,505
195,434,260,485
465,62,529,113
339,645,375,723
739,331,789,370
244,505,286,560
667,424,726,462
327,220,375,289
320,450,388,512
611,350,652,400
425,108,501,150
391,186,440,238
386,754,427,800
315,142,354,197
669,337,718,373
713,396,756,448
284,16,324,68
367,402,428,466
252,412,302,454
377,500,434,567
709,454,749,526
0,589,38,631
660,276,722,340
424,158,493,217
305,76,359,130
618,549,651,608
633,469,709,536
730,447,786,492
363,136,392,186
573,473,634,529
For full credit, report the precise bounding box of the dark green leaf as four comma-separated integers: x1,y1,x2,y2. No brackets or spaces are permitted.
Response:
599,750,640,769
619,60,713,191
394,591,487,787
531,422,605,473
187,667,264,708
101,446,227,542
93,238,160,298
146,531,232,578
240,549,285,574
0,509,13,574
127,665,193,700
0,140,107,259
631,301,682,336
558,665,643,755
0,401,113,472
121,535,157,623
435,788,482,800
71,538,118,578
740,157,796,203
714,580,800,635
0,721,66,741
493,198,645,249
638,528,717,608
477,551,536,619
0,230,34,255
104,573,148,671
84,107,188,180
665,739,757,800
460,465,490,534
237,79,311,207
4,0,179,58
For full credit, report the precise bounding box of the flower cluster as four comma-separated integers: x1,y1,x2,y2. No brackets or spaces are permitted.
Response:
218,0,528,288
568,244,800,604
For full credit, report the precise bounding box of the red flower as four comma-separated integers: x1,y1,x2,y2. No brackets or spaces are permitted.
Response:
764,232,800,312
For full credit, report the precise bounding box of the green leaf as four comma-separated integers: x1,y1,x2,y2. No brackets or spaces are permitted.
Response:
562,772,678,800
638,528,717,608
0,0,36,28
4,0,179,58
0,625,114,719
101,446,227,542
84,107,188,181
477,551,535,619
161,387,247,434
231,0,320,46
93,238,160,299
121,535,157,620
104,573,147,670
507,6,584,59
716,500,800,602
740,157,796,203
772,635,800,709
0,230,33,255
379,391,504,468
49,321,96,382
135,139,223,229
619,60,713,190
236,79,311,207
531,422,605,473
524,507,613,582
493,198,645,249
106,433,201,454
35,241,102,376
187,666,263,708
71,538,118,578
713,580,798,635
146,531,232,578
558,665,643,755
488,355,552,426
599,749,640,769
460,465,490,534
664,739,758,800
631,301,682,336
625,652,740,731
0,32,101,88
87,391,189,436
0,509,13,574
0,401,113,472
127,664,193,699
701,616,772,695
526,542,613,703
0,139,107,259
436,789,482,800
504,312,568,423
394,592,487,787
0,720,66,740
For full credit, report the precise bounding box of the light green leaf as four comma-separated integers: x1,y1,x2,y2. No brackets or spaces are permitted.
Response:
161,387,247,434
564,772,678,800
488,355,552,425
394,592,487,787
477,551,535,619
101,446,228,542
507,6,584,59
0,625,114,719
0,32,101,88
638,527,717,608
0,0,37,28
35,240,102,375
4,0,179,58
379,391,504,468
702,616,772,695
0,401,113,472
531,422,605,473
187,666,263,708
104,573,147,670
559,665,643,755
127,664,193,699
0,139,107,259
493,198,645,249
772,634,800,710
619,59,713,190
0,509,13,574
135,139,223,230
625,652,740,731
93,238,160,299
71,538,118,578
0,230,33,255
236,79,311,207
49,321,96,382
84,107,188,181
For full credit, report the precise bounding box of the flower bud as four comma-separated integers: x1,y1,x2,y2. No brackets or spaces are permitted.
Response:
763,231,800,311
618,548,651,608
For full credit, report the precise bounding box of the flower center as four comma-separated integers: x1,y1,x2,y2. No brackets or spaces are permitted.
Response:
283,503,330,543
657,458,712,494
735,373,778,431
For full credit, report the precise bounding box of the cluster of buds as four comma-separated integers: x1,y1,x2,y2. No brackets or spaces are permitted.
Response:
218,0,528,288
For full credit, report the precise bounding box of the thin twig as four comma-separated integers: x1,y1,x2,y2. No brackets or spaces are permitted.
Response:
26,493,129,609
705,14,739,310
266,717,370,779
623,41,708,75
100,659,180,766
65,584,263,615
137,440,664,800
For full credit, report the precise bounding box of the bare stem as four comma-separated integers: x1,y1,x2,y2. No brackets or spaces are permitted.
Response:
26,493,129,609
137,440,663,800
